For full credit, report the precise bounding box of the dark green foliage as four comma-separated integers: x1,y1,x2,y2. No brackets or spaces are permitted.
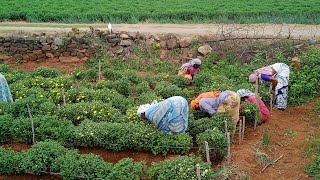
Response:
196,128,227,164
107,158,146,180
137,91,162,104
52,150,112,179
102,68,123,80
136,81,151,94
305,154,320,179
30,67,59,78
0,114,13,143
21,141,67,175
0,147,24,175
240,101,260,126
188,113,232,138
147,154,213,180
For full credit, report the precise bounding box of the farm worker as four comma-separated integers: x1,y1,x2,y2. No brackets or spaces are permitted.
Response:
0,73,13,102
249,63,290,110
190,90,240,135
178,58,201,82
136,96,188,134
236,89,270,122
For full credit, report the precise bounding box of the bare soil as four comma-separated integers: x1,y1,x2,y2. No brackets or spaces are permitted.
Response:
1,22,320,40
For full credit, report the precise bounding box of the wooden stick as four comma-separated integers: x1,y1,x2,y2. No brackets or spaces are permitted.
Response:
238,118,242,144
27,104,35,144
196,163,201,180
254,78,259,130
269,84,273,112
98,60,102,81
224,120,228,137
204,141,211,165
261,155,283,172
226,132,231,164
242,116,245,141
62,89,66,106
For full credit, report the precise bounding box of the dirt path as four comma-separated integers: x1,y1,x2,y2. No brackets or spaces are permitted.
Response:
231,98,320,180
1,22,320,39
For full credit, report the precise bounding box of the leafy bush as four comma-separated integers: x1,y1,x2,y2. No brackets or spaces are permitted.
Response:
52,150,112,179
58,101,124,124
305,154,320,179
136,81,151,94
0,114,13,143
147,154,213,180
107,158,146,180
21,141,66,175
152,134,193,155
188,113,232,138
85,69,98,81
155,81,184,99
196,128,227,164
0,147,24,175
31,67,59,78
137,91,163,104
102,68,123,80
240,101,260,126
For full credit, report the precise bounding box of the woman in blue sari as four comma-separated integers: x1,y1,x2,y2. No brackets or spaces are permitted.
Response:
0,73,13,102
137,96,188,134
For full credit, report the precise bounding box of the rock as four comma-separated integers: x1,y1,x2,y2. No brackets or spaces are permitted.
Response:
108,38,120,43
37,54,45,59
128,32,137,39
62,52,71,56
146,38,155,50
3,43,10,47
179,37,192,48
42,44,51,51
33,50,43,55
198,44,212,55
51,44,59,50
160,33,177,41
181,48,197,58
0,54,10,60
9,46,18,53
13,54,23,60
53,52,60,57
120,40,133,47
77,49,86,53
106,34,117,39
46,53,54,58
28,53,38,61
159,50,171,60
77,52,84,58
291,57,301,69
39,36,47,43
120,34,130,39
22,54,30,61
115,46,124,54
59,56,80,63
53,37,63,45
160,41,167,49
167,39,179,50
47,37,54,45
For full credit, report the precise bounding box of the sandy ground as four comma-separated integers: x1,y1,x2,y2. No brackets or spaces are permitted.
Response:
0,22,320,40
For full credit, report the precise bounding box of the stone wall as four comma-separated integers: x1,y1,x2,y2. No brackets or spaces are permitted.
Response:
0,29,212,64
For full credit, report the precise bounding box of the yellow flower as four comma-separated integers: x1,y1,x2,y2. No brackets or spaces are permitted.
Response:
76,116,81,120
245,109,250,113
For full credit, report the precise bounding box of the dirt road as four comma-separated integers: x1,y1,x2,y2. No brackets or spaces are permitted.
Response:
0,22,320,39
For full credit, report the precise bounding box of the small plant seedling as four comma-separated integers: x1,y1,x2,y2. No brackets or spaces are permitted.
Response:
262,128,270,148
284,129,297,136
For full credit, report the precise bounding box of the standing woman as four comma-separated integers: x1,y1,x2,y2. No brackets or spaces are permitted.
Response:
137,96,188,134
249,63,290,110
178,58,201,82
0,73,13,102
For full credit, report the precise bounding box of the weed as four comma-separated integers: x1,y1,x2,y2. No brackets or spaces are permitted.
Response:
262,128,270,148
284,129,297,136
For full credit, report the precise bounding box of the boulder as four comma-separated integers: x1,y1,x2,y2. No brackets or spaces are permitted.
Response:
33,50,43,55
28,53,38,61
120,34,130,39
159,50,171,60
22,54,30,61
59,56,80,63
0,54,10,60
120,39,133,47
53,37,63,45
179,37,192,48
128,32,137,39
181,48,196,58
198,44,212,55
42,44,51,51
291,57,301,69
166,39,179,50
46,53,54,58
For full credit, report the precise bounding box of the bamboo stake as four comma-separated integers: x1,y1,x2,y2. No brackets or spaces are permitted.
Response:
196,163,201,180
226,132,231,164
98,60,101,81
27,104,35,144
261,155,283,172
62,89,66,106
224,120,228,137
242,116,245,141
269,84,273,112
238,118,242,144
204,141,211,165
254,78,259,130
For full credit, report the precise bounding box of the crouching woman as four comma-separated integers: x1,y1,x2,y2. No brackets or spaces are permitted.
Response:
137,96,189,134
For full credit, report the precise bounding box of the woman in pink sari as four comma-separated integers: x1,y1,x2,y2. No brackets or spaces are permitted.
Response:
249,63,290,110
178,58,201,82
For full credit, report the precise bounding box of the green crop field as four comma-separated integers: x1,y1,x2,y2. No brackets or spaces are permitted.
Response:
0,0,320,24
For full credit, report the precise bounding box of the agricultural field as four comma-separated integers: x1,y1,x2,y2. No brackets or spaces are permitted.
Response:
0,0,320,24
0,37,319,179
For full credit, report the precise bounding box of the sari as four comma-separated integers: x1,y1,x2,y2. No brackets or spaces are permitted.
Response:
145,96,188,134
0,73,13,102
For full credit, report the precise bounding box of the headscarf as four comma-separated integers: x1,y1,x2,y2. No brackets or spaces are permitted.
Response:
136,104,151,118
180,58,202,70
236,89,255,98
249,73,257,83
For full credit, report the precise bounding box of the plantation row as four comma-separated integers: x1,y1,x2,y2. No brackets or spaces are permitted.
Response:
0,141,216,179
0,0,320,24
